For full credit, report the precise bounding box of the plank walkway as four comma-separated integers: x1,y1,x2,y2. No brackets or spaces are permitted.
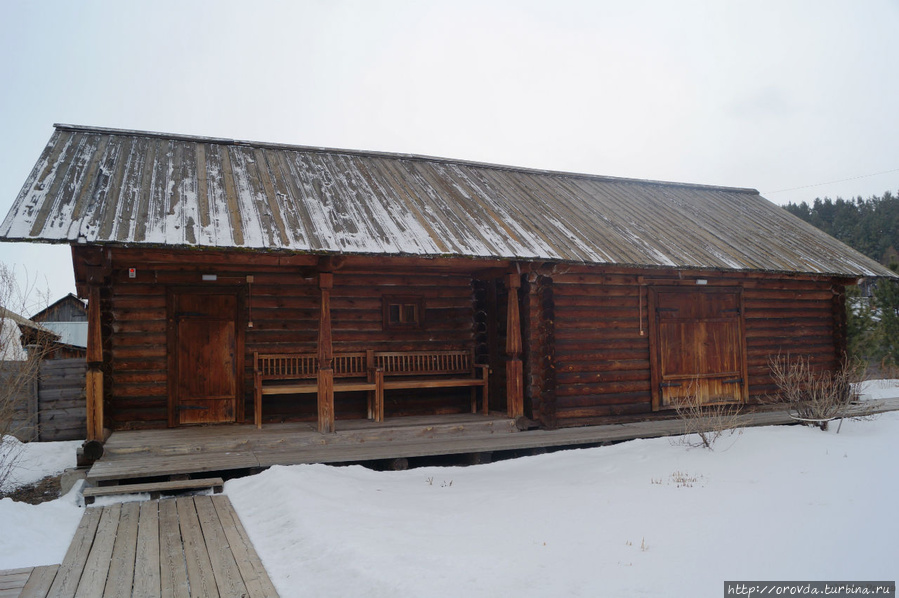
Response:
0,496,278,598
87,397,899,484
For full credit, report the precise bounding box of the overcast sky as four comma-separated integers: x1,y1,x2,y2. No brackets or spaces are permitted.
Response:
1,0,897,311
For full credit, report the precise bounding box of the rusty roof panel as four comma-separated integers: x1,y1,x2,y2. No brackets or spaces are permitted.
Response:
1,124,893,278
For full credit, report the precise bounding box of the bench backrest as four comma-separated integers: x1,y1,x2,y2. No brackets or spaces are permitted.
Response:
255,352,371,380
374,350,474,377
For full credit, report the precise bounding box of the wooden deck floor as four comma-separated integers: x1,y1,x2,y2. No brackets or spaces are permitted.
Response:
1,495,278,598
87,398,899,485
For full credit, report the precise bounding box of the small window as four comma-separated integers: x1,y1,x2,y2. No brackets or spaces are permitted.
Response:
383,296,424,330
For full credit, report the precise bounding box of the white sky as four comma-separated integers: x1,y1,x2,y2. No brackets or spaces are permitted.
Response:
1,0,898,308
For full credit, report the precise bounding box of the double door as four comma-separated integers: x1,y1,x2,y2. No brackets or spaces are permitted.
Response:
650,287,747,409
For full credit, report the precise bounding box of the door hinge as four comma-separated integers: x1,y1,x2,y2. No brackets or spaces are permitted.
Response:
660,381,682,388
722,378,743,385
177,404,209,411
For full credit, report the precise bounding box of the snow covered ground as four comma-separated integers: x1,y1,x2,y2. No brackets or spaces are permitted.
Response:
0,383,896,596
0,437,82,569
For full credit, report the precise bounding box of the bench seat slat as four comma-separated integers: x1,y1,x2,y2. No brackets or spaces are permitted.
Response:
261,384,318,395
382,378,486,390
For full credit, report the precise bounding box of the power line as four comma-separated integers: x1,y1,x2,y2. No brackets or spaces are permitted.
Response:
766,167,899,195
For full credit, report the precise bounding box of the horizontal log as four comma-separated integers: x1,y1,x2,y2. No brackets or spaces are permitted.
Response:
553,285,638,298
557,369,651,384
334,274,473,288
110,283,166,296
110,371,165,385
555,403,651,422
109,308,166,322
110,357,166,371
745,324,832,336
112,320,167,334
555,328,645,341
113,383,167,397
552,272,639,286
554,306,641,320
742,289,831,301
744,308,832,320
557,358,650,373
249,307,317,320
109,246,319,267
556,398,652,425
556,380,652,396
555,342,649,357
110,346,167,359
113,333,167,347
248,297,318,310
109,296,167,309
743,297,833,309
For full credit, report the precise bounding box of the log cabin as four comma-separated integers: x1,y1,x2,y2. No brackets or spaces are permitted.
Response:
1,124,893,442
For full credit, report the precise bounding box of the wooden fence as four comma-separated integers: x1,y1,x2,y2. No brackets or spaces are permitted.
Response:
2,358,87,442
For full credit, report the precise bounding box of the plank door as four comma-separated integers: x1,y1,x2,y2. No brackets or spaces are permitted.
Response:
649,287,747,409
169,290,242,425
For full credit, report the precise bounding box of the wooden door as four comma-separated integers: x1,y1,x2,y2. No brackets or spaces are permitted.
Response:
169,290,241,425
650,287,746,409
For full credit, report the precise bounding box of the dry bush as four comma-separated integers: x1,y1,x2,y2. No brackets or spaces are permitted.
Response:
672,382,743,450
0,264,51,490
766,354,873,431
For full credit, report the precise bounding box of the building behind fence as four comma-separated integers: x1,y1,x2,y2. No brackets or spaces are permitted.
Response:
3,357,86,441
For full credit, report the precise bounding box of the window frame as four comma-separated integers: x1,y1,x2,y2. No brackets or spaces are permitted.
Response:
382,295,425,331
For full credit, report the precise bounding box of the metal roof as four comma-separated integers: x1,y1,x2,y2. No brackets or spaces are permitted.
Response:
1,124,893,278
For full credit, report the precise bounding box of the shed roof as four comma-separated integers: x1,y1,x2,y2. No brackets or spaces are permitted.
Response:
1,124,892,278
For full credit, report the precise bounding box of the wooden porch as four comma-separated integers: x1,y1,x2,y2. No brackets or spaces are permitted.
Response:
85,397,899,486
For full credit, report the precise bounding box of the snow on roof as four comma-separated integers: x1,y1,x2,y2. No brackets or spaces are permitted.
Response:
0,124,893,278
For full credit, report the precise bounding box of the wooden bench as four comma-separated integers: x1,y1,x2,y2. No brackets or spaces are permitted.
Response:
253,351,378,428
372,350,489,421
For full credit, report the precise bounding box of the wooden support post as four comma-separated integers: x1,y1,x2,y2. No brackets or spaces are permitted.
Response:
317,272,335,433
506,273,524,418
832,283,848,364
86,285,104,442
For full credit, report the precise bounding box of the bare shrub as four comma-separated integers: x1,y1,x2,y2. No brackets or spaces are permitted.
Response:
672,381,743,450
766,354,873,431
0,264,51,490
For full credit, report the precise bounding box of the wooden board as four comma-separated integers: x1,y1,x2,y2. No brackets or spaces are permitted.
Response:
83,477,224,504
0,568,32,598
131,502,160,598
18,565,59,598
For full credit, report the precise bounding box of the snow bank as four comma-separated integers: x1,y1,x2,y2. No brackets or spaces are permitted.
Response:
0,436,84,570
227,413,899,598
1,437,81,492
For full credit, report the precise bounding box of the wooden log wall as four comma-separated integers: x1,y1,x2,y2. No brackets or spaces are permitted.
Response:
550,272,652,426
104,262,319,429
329,270,476,419
537,268,842,428
743,278,840,395
522,273,556,427
102,257,478,428
95,248,847,431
